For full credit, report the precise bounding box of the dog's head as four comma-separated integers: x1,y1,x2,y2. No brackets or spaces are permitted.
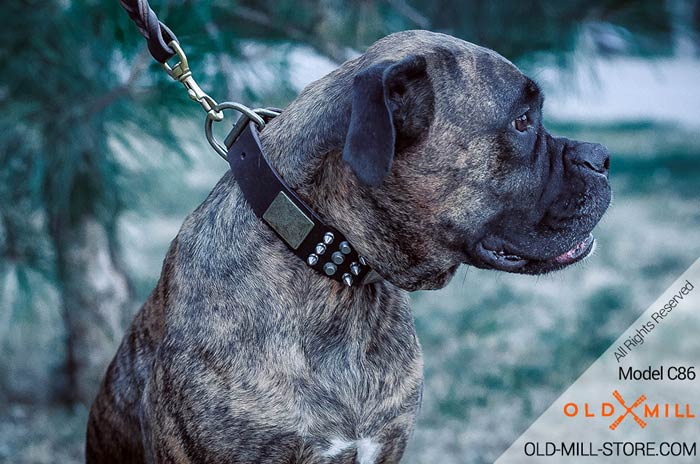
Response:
285,31,611,291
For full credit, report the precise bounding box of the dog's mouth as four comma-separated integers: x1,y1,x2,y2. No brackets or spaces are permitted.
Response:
473,234,595,274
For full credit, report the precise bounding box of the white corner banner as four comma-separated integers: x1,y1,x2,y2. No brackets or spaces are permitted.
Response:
497,257,700,463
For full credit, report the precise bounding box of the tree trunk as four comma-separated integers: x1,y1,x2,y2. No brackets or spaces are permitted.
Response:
53,216,131,405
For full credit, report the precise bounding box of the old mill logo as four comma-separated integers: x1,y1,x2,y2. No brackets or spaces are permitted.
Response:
563,390,697,430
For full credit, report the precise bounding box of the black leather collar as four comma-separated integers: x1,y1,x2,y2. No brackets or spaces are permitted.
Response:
225,119,380,287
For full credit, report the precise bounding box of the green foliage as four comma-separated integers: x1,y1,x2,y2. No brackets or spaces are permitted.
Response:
410,0,677,60
1,1,180,245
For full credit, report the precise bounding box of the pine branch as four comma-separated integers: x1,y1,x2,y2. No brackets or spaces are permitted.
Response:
386,0,430,28
86,49,152,118
228,6,346,63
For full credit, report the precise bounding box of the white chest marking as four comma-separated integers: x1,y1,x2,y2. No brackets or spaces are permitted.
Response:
322,438,354,457
321,437,381,464
356,437,381,464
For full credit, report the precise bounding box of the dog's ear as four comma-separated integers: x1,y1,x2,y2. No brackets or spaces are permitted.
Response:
343,55,430,186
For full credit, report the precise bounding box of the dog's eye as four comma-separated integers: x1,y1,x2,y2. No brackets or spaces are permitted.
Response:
512,113,529,132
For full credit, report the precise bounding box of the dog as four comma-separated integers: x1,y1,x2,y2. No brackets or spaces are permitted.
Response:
87,30,611,463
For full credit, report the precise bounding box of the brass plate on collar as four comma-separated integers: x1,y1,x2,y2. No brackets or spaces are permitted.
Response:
262,191,314,250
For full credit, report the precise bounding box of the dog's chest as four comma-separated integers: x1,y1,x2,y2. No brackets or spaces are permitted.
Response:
272,331,421,461
283,339,405,425
185,273,423,460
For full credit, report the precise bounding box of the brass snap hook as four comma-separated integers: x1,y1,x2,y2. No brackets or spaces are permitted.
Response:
162,41,224,122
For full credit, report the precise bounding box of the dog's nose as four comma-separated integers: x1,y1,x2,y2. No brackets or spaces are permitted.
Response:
574,142,610,177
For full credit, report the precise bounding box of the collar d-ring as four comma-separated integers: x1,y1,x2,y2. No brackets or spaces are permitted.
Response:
205,103,267,160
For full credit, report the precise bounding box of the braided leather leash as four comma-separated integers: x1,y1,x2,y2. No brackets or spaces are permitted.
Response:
119,0,177,63
118,1,379,286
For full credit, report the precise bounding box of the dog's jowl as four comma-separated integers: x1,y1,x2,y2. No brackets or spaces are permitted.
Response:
87,30,611,463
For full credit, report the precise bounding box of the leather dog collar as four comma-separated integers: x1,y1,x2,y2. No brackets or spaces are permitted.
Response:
225,118,380,287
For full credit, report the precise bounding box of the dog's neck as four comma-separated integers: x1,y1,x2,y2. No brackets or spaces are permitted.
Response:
175,172,406,332
258,69,355,193
249,63,444,292
203,56,449,293
171,65,413,324
254,66,386,276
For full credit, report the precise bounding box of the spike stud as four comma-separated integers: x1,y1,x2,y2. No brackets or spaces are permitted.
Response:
323,262,337,276
315,243,326,255
339,241,351,255
342,273,353,287
307,254,319,266
331,251,344,265
359,255,367,266
350,262,360,275
323,232,335,245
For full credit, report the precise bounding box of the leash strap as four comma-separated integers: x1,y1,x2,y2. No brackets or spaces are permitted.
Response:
226,121,378,287
119,0,177,63
120,0,225,121
119,1,379,286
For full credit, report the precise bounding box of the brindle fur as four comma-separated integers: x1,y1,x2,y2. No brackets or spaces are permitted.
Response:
87,30,610,463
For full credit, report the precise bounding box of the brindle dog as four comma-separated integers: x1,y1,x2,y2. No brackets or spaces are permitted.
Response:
87,30,611,463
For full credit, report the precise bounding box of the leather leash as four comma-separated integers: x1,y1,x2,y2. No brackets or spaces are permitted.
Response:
119,0,380,287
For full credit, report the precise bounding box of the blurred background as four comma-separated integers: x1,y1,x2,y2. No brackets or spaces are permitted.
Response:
1,1,699,462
